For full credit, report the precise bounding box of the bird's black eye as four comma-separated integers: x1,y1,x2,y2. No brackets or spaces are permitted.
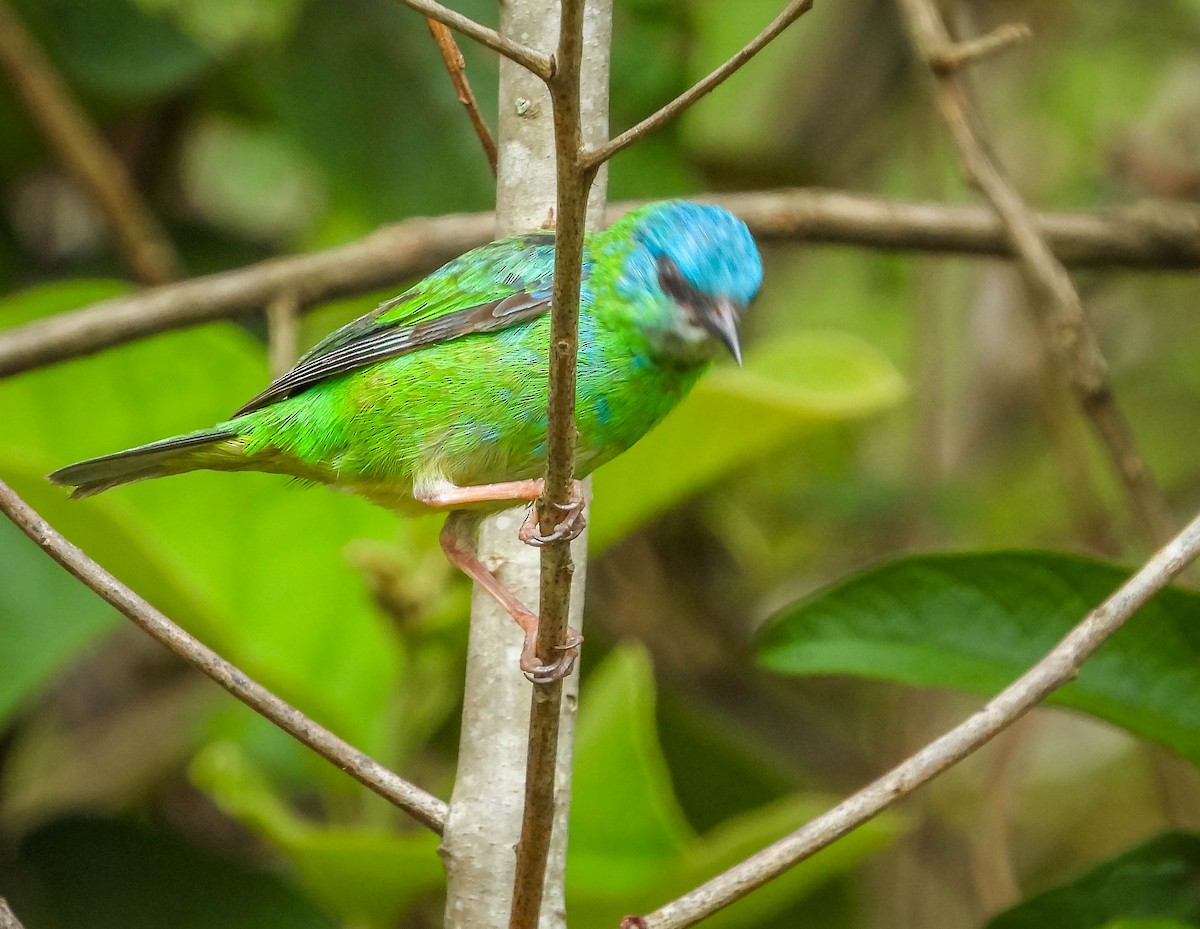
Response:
656,255,691,304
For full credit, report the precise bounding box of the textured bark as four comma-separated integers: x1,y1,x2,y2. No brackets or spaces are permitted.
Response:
439,2,611,927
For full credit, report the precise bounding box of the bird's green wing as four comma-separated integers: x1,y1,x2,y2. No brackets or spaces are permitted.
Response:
233,233,560,416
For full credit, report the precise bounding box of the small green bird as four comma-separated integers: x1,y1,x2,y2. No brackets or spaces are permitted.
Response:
50,201,763,681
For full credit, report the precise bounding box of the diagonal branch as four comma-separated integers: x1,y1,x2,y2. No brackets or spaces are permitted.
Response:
393,0,553,80
894,0,1173,545
426,18,498,175
0,0,181,285
2,191,1198,380
632,507,1200,929
0,478,448,835
582,0,814,170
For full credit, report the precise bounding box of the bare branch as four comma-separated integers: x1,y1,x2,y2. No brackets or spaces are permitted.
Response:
582,0,814,170
0,0,181,285
2,191,1199,380
0,898,27,929
426,18,498,176
931,22,1031,73
393,0,553,80
508,1,597,926
895,0,1173,545
0,478,448,835
634,508,1200,929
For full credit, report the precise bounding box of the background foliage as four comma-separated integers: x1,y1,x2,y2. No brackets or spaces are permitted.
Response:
1,1,1199,927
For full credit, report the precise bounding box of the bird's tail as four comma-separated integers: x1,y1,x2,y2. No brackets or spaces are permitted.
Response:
48,429,238,498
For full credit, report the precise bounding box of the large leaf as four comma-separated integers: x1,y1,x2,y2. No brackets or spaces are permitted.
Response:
591,332,905,548
0,281,403,750
758,552,1200,765
985,832,1200,929
0,518,117,724
567,644,901,929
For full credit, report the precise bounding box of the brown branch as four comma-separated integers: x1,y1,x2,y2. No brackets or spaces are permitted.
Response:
392,0,553,80
266,290,300,378
0,898,27,929
895,0,1173,544
426,18,498,176
633,507,1200,929
0,478,448,835
2,190,1199,380
0,0,181,285
582,0,814,170
930,22,1031,73
508,2,595,926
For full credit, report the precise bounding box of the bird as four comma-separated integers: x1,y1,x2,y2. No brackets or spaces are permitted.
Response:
49,200,764,683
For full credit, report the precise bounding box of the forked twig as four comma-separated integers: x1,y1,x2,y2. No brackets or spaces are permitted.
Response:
393,0,553,79
894,0,1173,545
0,479,448,835
582,0,815,169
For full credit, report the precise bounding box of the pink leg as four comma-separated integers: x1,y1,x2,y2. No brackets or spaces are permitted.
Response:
439,512,582,683
415,479,587,546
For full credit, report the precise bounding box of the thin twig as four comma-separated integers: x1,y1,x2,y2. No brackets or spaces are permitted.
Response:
931,22,1031,73
0,479,448,834
266,290,300,378
426,18,498,176
393,0,553,79
3,190,1199,379
582,0,814,170
508,2,594,926
632,508,1200,929
0,0,181,285
0,898,27,929
895,0,1173,545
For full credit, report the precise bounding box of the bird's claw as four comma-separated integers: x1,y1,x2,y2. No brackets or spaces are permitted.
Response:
519,482,587,547
520,627,584,684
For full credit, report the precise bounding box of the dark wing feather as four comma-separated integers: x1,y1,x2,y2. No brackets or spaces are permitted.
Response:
233,290,551,417
231,233,562,417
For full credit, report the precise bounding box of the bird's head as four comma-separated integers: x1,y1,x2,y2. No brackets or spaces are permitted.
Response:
607,201,763,365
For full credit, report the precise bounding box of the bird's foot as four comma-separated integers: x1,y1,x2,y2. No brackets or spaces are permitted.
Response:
519,481,587,547
519,624,584,684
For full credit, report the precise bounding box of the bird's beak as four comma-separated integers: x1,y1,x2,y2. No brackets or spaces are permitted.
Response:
703,298,743,366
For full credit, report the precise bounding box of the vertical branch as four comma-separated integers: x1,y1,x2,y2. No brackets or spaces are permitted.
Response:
439,2,610,928
266,290,300,379
0,0,181,284
509,0,608,923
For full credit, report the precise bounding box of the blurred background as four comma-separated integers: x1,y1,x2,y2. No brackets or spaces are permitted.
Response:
2,0,1200,927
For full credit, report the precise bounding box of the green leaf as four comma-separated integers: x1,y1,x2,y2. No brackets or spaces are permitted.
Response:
190,743,443,927
0,518,116,724
758,552,1200,765
590,332,905,548
567,645,901,929
985,832,1200,929
0,281,402,750
569,644,693,896
3,816,338,929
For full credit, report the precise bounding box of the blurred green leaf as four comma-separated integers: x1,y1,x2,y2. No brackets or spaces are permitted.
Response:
985,833,1200,929
569,644,692,896
568,644,901,929
191,743,442,927
0,517,116,724
14,0,211,102
1,816,338,929
131,0,304,52
0,281,402,750
758,552,1200,765
591,332,906,548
